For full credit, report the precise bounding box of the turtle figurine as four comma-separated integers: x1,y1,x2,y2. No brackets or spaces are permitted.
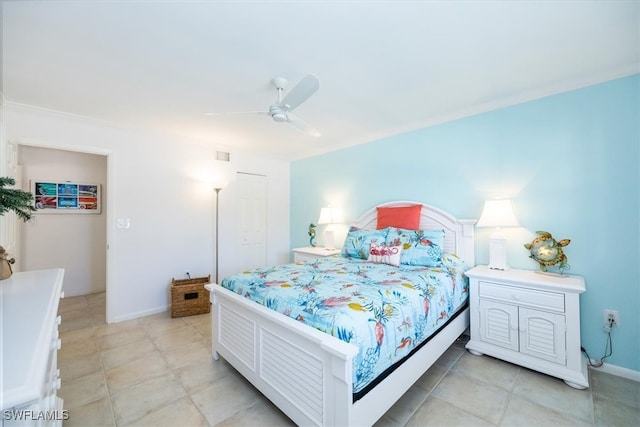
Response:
524,231,571,272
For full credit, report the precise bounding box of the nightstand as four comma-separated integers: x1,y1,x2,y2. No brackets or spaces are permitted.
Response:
465,265,588,389
292,247,341,262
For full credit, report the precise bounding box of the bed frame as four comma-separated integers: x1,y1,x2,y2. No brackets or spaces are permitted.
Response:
205,201,476,426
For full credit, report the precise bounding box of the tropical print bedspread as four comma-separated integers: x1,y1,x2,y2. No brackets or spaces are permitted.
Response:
220,254,469,394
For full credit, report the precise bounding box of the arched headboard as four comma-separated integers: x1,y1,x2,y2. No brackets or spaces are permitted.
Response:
351,201,477,267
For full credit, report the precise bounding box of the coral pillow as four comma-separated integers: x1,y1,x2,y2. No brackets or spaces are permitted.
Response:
367,244,402,267
376,205,422,230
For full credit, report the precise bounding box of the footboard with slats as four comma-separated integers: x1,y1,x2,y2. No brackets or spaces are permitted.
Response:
209,285,359,426
207,283,470,426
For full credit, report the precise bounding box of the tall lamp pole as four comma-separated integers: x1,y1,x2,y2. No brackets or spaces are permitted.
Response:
214,187,222,284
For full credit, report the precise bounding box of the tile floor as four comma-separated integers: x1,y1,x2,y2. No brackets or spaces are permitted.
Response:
58,292,640,426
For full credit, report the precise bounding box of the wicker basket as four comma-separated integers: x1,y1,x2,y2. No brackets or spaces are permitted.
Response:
170,275,211,318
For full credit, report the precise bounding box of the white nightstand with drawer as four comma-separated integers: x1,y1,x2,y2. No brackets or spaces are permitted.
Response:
293,247,341,262
465,265,588,389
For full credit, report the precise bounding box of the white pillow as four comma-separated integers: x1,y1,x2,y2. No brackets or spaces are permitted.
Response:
367,244,402,267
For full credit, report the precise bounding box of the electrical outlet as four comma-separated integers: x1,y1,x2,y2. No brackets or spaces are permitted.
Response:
603,309,620,328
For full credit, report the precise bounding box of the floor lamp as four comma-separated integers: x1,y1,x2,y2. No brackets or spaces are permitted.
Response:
214,187,222,284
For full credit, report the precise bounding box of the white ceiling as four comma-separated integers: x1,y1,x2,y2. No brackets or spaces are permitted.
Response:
2,1,638,160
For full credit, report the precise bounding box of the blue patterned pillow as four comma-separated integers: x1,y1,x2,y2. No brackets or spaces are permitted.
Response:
385,227,445,267
341,227,389,259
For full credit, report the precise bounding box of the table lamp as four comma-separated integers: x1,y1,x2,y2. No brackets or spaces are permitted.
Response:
317,207,342,249
476,199,520,270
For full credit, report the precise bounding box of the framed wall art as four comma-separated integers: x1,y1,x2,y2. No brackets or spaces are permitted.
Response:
32,181,102,214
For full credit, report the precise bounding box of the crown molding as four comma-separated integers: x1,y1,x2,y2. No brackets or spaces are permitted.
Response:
292,65,639,161
2,100,246,157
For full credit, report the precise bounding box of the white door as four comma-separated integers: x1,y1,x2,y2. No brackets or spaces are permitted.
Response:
236,173,267,271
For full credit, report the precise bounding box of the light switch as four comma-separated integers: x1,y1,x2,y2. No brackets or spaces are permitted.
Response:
116,218,131,229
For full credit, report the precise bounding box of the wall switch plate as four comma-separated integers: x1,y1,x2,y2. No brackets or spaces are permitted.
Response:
116,218,131,229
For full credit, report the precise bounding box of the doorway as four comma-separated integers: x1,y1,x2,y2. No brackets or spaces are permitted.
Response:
17,144,109,316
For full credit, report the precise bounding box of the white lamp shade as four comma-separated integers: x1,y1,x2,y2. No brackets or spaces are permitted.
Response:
476,199,519,228
317,207,342,225
211,158,234,190
212,179,228,190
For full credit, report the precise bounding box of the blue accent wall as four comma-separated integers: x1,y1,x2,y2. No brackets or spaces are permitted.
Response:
291,75,639,372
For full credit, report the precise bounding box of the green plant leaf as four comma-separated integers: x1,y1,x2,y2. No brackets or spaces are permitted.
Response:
0,177,36,222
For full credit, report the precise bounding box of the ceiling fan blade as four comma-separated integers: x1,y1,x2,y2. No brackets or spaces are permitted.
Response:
204,111,268,116
280,73,319,111
287,113,321,137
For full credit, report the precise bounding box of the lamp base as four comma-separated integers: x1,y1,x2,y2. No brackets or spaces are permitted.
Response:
324,229,335,249
487,232,510,271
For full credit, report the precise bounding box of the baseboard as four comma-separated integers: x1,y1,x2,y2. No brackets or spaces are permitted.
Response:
588,361,640,382
109,304,169,323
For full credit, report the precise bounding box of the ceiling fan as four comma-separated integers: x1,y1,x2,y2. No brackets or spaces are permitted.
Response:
206,74,321,137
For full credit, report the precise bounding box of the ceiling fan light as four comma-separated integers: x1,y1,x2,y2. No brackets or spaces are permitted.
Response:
272,112,287,122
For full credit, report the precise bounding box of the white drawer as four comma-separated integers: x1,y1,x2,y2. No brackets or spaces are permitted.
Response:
479,281,565,313
293,248,340,263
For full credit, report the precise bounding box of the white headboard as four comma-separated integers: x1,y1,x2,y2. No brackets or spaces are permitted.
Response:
351,201,477,267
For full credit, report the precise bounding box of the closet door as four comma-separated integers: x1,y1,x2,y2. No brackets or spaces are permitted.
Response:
236,173,267,271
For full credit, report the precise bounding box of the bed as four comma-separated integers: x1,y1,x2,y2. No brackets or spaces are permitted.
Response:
205,201,476,426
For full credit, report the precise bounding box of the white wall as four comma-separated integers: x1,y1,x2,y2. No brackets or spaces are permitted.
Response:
4,103,290,322
19,146,107,297
0,96,8,250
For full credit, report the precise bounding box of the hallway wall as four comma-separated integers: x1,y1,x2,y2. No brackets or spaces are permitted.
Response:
19,146,107,296
5,102,291,323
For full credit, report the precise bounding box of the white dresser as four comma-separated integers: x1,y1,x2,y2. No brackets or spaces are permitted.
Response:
465,266,588,389
1,269,66,426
